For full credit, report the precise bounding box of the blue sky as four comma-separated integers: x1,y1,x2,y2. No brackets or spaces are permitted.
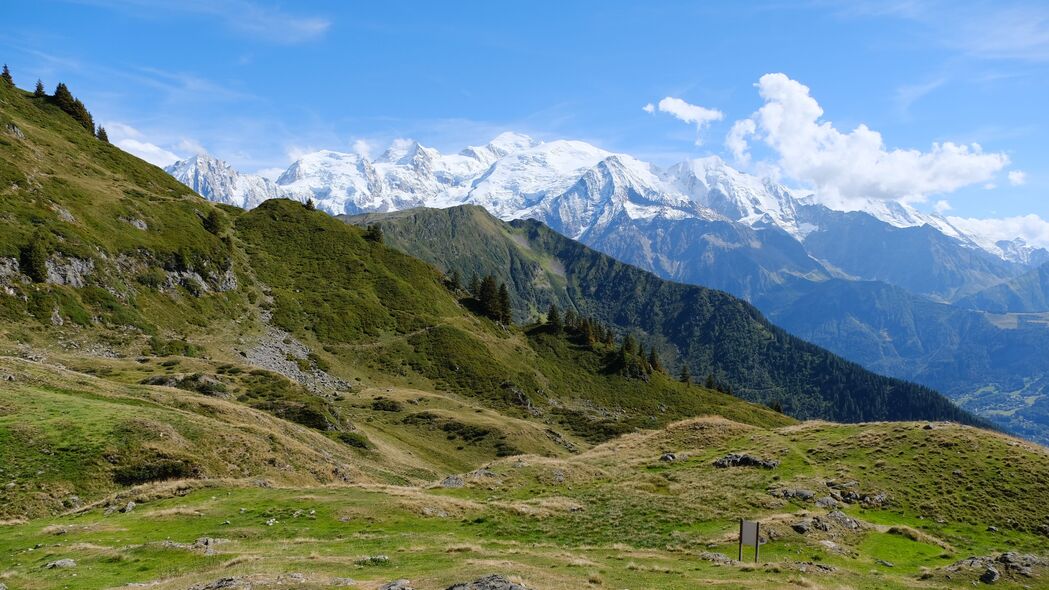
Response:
4,0,1048,231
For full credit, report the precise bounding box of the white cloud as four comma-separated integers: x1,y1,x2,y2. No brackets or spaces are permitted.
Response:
948,214,1049,249
726,119,756,164
726,73,1010,205
255,167,285,181
934,199,952,213
642,103,655,114
116,138,182,167
652,96,724,145
105,121,185,167
351,139,373,159
176,138,207,155
1008,170,1027,186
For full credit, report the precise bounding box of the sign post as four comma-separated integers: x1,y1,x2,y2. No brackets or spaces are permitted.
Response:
738,519,760,562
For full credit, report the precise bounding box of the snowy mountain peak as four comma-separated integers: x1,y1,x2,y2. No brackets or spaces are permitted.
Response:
165,153,289,210
165,133,1037,266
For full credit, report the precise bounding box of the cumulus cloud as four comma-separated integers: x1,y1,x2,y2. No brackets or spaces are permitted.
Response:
116,138,182,167
649,97,724,145
351,138,373,159
105,121,185,166
1008,170,1027,186
947,214,1049,249
725,73,1010,205
255,167,285,181
934,199,952,213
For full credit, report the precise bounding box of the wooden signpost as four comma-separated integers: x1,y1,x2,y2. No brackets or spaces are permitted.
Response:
738,519,760,562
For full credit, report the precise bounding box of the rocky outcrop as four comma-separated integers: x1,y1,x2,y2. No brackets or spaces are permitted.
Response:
713,453,779,469
446,574,532,590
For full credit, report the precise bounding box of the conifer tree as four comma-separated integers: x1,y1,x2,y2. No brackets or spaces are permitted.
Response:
648,347,662,372
620,334,637,356
547,303,562,333
478,275,498,318
34,79,45,97
468,274,480,296
363,224,384,243
563,309,577,329
96,126,109,143
305,198,316,210
680,364,692,385
497,283,512,324
705,373,716,390
203,209,225,235
53,82,75,111
448,269,461,291
1,64,11,86
20,231,50,283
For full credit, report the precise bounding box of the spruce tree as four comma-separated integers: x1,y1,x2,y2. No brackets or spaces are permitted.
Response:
620,334,637,356
20,231,50,283
680,364,692,385
448,269,461,291
546,303,562,333
96,126,109,143
1,64,11,86
203,209,225,235
468,274,480,296
478,275,498,319
705,373,716,390
34,79,45,97
364,223,384,243
497,283,512,324
53,83,75,111
648,347,662,372
305,198,316,210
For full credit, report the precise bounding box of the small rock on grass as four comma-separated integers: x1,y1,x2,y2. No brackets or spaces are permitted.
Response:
43,558,76,569
380,580,415,590
446,574,532,589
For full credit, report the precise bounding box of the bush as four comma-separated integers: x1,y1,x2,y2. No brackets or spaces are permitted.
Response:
113,458,197,485
371,397,403,412
337,431,371,449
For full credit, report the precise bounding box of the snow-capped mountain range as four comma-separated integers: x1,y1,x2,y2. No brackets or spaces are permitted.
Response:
165,133,1046,269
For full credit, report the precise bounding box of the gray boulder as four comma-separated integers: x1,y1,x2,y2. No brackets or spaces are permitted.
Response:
380,581,415,590
712,453,779,469
44,558,76,569
446,574,531,590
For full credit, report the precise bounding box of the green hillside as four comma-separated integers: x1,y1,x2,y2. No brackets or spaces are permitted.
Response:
1,73,1047,590
344,206,987,426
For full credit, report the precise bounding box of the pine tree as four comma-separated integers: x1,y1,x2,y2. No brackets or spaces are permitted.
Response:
1,64,11,86
51,83,94,131
448,269,461,292
705,373,716,390
203,209,225,235
364,223,384,243
546,303,562,333
680,364,692,385
468,274,480,296
96,126,109,143
648,347,662,372
497,283,512,324
53,83,75,111
305,198,316,210
620,334,637,356
20,231,50,283
478,275,498,319
34,79,45,97
563,309,577,329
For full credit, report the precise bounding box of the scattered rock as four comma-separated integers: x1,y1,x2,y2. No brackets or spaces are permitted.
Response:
697,551,736,565
332,578,356,587
441,475,464,488
791,520,810,534
825,510,861,530
46,256,94,288
379,580,414,590
446,574,531,590
659,453,677,462
188,578,246,590
815,496,839,509
712,453,779,469
987,526,998,532
122,500,136,513
876,559,895,568
44,558,76,569
981,566,1000,584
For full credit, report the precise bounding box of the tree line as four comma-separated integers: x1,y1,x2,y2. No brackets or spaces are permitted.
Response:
2,64,109,142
